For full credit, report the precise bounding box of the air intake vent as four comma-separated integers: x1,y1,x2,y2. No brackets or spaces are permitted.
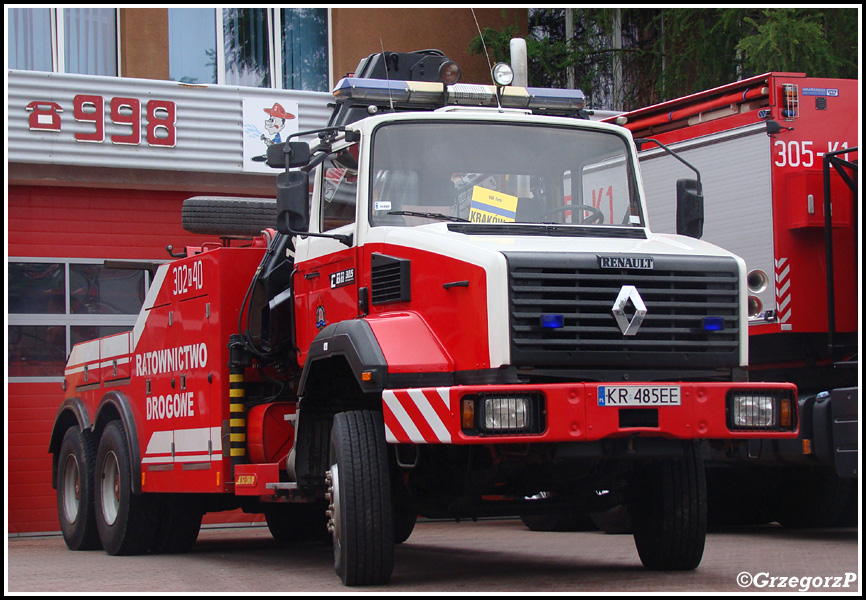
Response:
371,253,411,305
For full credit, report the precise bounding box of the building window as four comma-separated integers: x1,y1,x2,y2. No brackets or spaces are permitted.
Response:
168,8,217,84
281,8,329,92
11,8,328,91
6,7,118,76
167,8,329,91
63,8,118,76
222,7,272,88
8,7,53,72
8,260,149,380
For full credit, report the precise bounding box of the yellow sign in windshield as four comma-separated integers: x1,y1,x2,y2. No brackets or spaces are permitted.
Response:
469,186,518,223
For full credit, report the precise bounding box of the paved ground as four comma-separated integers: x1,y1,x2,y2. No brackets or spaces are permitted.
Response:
6,519,861,593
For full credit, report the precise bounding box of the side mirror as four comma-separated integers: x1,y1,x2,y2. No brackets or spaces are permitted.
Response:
276,170,310,234
676,178,704,239
267,141,311,169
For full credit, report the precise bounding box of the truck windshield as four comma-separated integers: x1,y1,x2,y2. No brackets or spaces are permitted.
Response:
369,120,643,228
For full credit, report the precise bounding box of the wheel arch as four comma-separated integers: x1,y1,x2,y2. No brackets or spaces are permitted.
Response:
94,390,144,494
49,397,93,490
292,320,388,489
298,318,388,403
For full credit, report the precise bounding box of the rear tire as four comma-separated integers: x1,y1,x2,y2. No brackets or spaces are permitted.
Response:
265,501,329,543
393,508,417,544
776,467,856,528
94,421,158,555
628,442,706,570
520,492,596,532
56,427,101,550
150,494,202,554
327,411,394,586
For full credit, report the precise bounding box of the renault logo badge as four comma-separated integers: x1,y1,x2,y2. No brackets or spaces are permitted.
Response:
612,285,646,336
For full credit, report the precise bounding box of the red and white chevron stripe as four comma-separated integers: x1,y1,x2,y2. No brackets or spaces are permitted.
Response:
775,257,792,330
382,388,454,444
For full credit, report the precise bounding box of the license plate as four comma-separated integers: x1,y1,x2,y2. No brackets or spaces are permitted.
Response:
597,385,681,406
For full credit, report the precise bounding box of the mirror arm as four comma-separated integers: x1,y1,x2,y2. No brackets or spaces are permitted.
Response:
634,138,702,188
279,213,353,247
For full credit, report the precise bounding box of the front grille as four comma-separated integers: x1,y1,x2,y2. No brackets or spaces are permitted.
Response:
506,252,740,369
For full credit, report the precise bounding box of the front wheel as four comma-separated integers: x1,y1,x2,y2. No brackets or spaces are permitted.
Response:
326,411,394,586
627,442,707,570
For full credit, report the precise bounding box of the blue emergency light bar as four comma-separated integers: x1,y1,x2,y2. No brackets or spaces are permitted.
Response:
332,77,586,113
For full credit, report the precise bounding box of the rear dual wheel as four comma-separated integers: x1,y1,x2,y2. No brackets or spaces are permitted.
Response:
265,501,329,543
94,420,159,555
56,427,101,550
150,494,203,554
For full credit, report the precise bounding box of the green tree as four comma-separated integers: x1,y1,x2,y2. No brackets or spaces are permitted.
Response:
468,8,859,111
737,8,855,77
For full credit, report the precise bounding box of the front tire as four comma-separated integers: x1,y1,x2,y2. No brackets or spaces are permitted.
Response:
94,420,158,555
628,442,707,570
327,411,394,586
56,427,101,550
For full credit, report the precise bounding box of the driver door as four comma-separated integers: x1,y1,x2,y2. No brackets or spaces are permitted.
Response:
294,151,360,364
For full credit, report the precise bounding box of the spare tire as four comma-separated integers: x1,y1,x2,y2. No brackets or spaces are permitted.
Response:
182,196,277,238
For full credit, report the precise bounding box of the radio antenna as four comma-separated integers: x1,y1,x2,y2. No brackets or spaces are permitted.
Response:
379,37,395,113
470,8,501,109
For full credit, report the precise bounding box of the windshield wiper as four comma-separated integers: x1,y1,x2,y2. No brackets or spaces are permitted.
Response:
388,211,469,223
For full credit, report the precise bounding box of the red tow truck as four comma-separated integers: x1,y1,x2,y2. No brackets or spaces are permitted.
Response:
51,51,798,585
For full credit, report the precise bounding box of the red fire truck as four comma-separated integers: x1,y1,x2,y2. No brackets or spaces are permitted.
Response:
50,51,798,586
606,73,858,527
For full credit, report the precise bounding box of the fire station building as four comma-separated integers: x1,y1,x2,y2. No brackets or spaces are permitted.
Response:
7,7,527,535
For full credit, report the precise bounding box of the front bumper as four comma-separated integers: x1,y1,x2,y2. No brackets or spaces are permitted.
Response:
382,382,798,444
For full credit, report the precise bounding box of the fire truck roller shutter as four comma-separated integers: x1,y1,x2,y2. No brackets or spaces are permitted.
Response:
182,196,278,239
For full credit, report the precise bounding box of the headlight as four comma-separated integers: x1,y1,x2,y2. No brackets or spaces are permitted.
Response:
732,394,775,428
461,392,546,435
485,397,528,431
727,390,795,431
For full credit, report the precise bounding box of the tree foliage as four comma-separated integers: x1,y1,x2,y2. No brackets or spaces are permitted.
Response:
468,8,859,111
